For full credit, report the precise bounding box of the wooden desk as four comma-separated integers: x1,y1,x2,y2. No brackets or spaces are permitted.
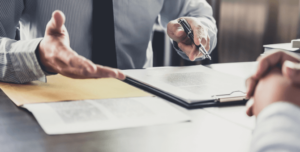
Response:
0,62,257,152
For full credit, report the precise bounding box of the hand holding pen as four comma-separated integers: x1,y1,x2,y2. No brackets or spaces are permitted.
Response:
167,17,211,61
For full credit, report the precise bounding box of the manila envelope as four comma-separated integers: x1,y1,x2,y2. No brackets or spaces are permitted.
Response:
0,74,152,106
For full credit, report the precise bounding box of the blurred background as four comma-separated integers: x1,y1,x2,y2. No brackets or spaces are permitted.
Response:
152,0,299,66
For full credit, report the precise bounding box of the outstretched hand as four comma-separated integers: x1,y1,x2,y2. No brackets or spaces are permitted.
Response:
38,10,125,80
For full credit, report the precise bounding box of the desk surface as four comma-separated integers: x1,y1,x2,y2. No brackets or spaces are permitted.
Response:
0,62,257,152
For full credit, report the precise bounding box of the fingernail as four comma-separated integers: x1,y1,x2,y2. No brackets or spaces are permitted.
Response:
284,60,296,69
245,80,250,92
284,61,298,77
189,55,195,61
198,38,202,45
245,80,252,99
246,98,253,107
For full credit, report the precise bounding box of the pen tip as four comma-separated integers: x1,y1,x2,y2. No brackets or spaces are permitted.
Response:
206,56,212,60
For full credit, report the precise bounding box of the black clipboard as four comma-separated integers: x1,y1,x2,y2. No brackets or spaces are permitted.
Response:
124,77,248,109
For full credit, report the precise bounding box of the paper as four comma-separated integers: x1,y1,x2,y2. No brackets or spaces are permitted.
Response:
264,43,299,51
0,74,151,106
23,97,190,135
204,106,256,130
123,65,246,103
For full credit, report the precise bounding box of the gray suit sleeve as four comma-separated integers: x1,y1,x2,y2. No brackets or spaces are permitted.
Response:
250,102,300,152
0,0,46,83
159,0,217,61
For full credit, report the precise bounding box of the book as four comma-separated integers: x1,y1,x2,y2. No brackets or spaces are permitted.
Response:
122,65,248,109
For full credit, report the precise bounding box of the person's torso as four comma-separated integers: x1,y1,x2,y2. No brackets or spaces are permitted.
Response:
20,0,165,69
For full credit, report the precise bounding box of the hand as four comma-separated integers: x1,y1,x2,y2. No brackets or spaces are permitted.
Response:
38,10,125,80
246,50,300,99
167,17,210,61
246,68,300,116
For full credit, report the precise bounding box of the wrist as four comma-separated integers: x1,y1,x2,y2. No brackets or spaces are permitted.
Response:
36,41,57,74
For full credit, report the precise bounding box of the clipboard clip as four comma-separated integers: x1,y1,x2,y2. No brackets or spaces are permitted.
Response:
212,91,246,103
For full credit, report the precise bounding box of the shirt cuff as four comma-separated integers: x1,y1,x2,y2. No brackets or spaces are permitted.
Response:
10,38,47,83
257,102,300,124
198,17,217,55
172,40,206,61
251,102,300,152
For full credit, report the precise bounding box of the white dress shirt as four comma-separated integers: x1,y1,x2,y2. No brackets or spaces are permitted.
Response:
251,102,300,152
0,0,217,83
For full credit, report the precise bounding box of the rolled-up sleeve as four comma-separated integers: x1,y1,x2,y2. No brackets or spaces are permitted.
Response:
250,102,300,152
0,0,46,83
159,0,218,61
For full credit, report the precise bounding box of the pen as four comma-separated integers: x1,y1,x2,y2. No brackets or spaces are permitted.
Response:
177,18,211,60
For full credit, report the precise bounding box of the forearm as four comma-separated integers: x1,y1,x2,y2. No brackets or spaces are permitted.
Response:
251,102,300,152
0,1,47,83
0,37,46,83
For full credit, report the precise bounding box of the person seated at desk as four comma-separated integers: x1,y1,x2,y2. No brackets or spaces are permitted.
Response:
0,0,217,84
246,51,300,152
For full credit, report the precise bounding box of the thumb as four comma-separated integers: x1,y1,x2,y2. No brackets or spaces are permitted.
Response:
246,98,254,117
167,20,188,43
46,10,66,35
282,60,300,84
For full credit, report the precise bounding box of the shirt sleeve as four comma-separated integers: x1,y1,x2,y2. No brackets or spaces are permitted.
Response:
0,0,46,83
250,102,300,152
159,0,218,61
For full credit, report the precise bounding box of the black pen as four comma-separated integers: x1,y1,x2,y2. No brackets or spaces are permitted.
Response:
178,18,211,60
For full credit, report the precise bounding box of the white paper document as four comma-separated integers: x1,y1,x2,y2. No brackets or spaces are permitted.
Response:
204,106,256,130
123,65,246,103
264,43,299,51
23,97,190,135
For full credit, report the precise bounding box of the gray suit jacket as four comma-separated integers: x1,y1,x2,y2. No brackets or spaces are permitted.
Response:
0,0,217,83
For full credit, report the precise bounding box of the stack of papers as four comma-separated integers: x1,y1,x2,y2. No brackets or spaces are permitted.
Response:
264,43,300,52
24,97,190,135
0,75,189,135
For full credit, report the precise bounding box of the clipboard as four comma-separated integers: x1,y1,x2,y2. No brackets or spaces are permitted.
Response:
124,66,248,109
124,77,247,109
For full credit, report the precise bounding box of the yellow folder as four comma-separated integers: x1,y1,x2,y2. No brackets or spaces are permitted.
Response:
0,75,152,106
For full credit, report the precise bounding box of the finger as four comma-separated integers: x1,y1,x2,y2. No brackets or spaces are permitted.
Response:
246,98,254,116
254,50,300,79
95,66,126,80
61,62,126,80
245,76,258,99
46,10,66,35
192,45,203,60
190,22,208,46
58,55,97,78
282,60,300,84
203,36,210,52
192,36,210,60
178,42,195,61
167,20,189,43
